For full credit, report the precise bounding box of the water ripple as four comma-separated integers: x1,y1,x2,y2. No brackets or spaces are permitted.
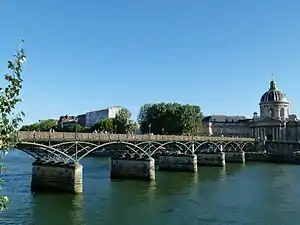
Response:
1,154,300,224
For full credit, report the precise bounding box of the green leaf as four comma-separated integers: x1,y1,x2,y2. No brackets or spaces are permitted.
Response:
0,41,26,211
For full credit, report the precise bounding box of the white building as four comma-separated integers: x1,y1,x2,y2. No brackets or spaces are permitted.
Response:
84,106,123,127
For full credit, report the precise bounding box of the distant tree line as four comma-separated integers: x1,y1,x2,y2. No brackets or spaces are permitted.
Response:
20,103,204,135
20,108,139,134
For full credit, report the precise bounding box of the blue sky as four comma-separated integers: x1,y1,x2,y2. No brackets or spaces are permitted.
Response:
1,0,300,125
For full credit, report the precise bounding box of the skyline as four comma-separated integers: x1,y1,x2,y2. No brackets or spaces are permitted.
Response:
16,78,296,125
1,1,300,124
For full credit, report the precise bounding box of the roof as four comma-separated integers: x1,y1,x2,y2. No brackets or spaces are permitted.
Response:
203,115,248,123
260,80,288,103
86,106,123,114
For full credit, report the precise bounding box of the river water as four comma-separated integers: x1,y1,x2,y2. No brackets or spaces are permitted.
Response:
1,151,300,225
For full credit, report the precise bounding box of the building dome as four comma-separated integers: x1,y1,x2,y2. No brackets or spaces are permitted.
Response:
260,80,288,103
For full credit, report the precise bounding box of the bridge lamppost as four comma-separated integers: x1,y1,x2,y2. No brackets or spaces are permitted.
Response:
74,116,79,162
74,117,79,139
148,123,152,154
148,123,151,134
38,120,42,132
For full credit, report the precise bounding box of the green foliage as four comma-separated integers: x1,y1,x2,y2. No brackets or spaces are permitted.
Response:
20,119,57,131
127,121,139,134
56,123,83,132
138,102,203,135
114,108,137,134
0,41,26,210
92,118,115,133
92,108,138,134
81,126,91,133
115,108,131,134
19,123,39,131
39,119,57,131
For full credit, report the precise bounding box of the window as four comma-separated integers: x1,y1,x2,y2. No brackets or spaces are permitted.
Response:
269,108,275,117
280,108,284,117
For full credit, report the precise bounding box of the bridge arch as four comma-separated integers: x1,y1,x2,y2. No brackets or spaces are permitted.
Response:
194,141,221,153
51,141,99,149
17,141,150,163
77,141,150,161
241,141,256,152
17,149,42,159
150,141,192,156
223,141,243,152
16,142,76,162
51,141,100,159
136,141,186,154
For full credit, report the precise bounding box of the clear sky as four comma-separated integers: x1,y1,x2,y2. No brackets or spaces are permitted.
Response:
1,0,300,125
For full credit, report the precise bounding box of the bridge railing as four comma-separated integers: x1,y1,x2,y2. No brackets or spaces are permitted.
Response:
17,131,255,142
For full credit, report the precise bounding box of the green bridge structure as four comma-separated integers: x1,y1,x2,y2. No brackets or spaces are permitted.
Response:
16,131,260,194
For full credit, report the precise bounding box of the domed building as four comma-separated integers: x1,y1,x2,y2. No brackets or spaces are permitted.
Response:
202,80,300,141
259,80,289,119
250,80,292,141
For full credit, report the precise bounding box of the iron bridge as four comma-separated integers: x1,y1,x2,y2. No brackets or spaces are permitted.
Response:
15,131,258,163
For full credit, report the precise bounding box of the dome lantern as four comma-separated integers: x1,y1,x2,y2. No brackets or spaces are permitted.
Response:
270,80,276,90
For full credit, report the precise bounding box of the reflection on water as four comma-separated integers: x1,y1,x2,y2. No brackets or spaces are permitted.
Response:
2,151,300,224
31,194,84,225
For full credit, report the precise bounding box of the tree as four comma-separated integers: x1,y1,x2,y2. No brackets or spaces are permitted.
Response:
178,104,203,135
20,119,57,131
114,108,135,134
92,118,115,133
81,126,91,133
20,123,39,131
39,119,57,131
127,121,139,134
56,123,83,132
137,103,204,135
0,41,26,210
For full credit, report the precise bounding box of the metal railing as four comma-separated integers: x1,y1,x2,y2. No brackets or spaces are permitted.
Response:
17,131,255,142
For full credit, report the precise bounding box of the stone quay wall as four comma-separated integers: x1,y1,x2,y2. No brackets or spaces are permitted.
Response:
197,153,225,167
245,151,300,164
110,158,155,180
265,141,300,155
158,155,198,172
245,152,269,162
31,162,83,194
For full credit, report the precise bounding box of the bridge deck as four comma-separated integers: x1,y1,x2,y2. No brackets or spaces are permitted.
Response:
17,131,255,143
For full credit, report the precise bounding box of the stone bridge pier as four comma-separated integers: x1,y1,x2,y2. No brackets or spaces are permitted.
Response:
110,157,155,180
224,152,245,163
156,142,197,172
195,144,225,167
31,161,83,194
158,155,198,172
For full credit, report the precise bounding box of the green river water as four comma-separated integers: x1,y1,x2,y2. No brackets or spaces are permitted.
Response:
1,151,300,225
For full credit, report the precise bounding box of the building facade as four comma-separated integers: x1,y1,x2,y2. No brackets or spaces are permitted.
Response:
202,80,300,141
85,106,122,127
57,115,77,128
202,115,250,137
58,106,123,128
